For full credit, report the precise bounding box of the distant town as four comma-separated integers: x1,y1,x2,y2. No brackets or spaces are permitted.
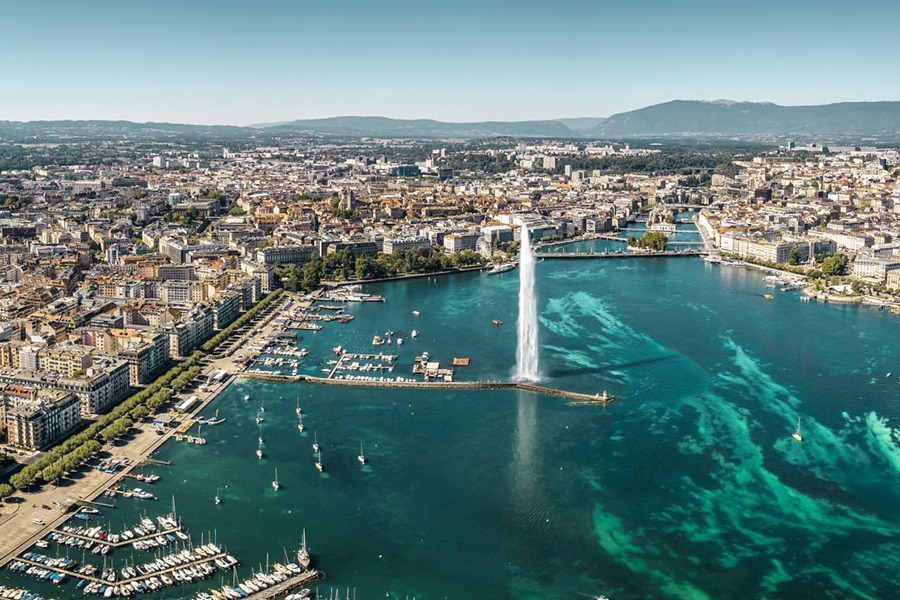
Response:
0,132,899,474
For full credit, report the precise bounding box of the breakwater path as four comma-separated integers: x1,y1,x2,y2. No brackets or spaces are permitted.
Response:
239,373,615,405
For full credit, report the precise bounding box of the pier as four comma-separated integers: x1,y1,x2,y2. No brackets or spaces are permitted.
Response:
328,351,397,379
237,569,322,599
48,523,182,549
238,373,616,405
9,548,231,589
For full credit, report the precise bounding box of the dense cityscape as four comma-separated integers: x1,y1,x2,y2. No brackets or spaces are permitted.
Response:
0,133,899,463
2,126,900,597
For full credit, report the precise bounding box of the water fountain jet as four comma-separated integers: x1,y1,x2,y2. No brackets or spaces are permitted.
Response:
514,224,540,381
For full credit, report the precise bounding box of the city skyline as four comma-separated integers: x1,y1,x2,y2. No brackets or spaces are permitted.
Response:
2,0,899,125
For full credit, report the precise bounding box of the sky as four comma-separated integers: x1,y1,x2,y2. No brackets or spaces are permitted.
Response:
1,0,898,125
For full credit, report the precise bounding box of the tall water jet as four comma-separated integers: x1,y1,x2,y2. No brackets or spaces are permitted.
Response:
515,224,540,381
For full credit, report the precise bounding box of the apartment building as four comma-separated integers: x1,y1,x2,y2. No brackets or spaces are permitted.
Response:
1,387,81,450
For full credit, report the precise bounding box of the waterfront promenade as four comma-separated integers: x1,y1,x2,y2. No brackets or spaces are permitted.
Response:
0,292,304,569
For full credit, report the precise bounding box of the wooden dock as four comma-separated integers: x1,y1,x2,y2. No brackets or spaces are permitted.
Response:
11,549,229,588
50,524,182,549
240,569,322,598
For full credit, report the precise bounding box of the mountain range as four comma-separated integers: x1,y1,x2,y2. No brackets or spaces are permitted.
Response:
3,100,900,141
589,100,900,138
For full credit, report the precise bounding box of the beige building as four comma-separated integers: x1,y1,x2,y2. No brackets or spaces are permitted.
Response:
37,345,94,377
2,387,81,450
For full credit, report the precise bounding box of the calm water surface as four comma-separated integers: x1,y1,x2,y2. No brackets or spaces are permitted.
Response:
5,252,900,599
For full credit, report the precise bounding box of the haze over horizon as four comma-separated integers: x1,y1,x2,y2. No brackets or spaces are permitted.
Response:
3,0,898,126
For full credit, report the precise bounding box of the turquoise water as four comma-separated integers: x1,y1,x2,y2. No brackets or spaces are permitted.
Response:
5,254,900,599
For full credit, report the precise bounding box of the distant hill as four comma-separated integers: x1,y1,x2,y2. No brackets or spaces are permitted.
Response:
554,117,607,131
4,101,900,142
590,100,900,138
0,119,249,142
263,116,577,138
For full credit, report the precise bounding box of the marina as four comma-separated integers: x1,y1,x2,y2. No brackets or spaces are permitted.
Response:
5,505,322,599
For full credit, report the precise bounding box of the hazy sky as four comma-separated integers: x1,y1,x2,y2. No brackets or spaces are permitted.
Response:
1,0,897,125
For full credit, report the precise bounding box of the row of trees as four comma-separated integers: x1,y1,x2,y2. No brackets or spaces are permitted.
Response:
275,248,485,292
6,289,284,493
202,289,283,353
721,252,849,279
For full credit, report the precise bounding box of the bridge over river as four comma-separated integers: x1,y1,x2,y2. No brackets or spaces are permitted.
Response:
538,250,705,259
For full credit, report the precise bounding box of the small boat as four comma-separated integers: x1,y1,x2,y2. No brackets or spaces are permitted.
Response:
315,451,324,472
372,335,384,346
763,294,774,300
411,330,418,339
358,443,366,465
215,488,221,505
296,398,302,416
312,432,319,453
259,404,265,413
792,417,803,443
412,310,420,316
488,262,517,275
886,372,892,379
397,337,403,345
272,468,280,491
244,394,250,402
492,319,502,326
297,415,305,432
256,444,263,460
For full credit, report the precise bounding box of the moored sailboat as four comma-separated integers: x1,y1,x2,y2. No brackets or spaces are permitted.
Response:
315,450,324,472
792,417,803,443
358,443,366,465
272,468,280,491
297,530,311,569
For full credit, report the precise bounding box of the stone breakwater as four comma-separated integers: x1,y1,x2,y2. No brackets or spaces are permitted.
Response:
237,373,615,405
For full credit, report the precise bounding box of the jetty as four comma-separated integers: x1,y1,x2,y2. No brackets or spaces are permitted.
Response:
238,373,615,405
8,546,233,591
233,569,322,599
48,522,182,549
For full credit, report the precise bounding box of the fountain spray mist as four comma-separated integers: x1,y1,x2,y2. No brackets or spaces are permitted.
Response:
515,224,540,381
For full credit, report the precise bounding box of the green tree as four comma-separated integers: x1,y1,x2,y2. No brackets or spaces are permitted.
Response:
788,248,803,265
0,482,13,499
821,254,847,276
227,205,246,216
632,231,668,251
